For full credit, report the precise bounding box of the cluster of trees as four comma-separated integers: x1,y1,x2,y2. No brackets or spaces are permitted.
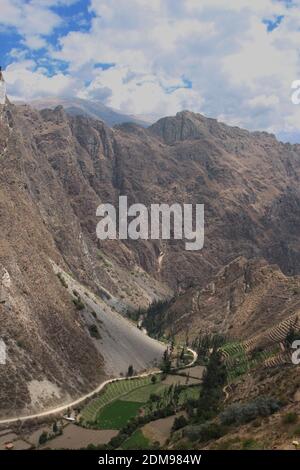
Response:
191,333,226,362
141,299,173,338
38,422,62,446
197,351,227,421
145,383,186,414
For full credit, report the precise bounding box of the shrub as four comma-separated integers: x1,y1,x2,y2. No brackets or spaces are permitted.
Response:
88,324,100,339
57,272,68,288
39,431,48,445
172,415,188,431
220,396,281,426
282,412,298,425
242,438,261,450
293,425,300,436
73,296,85,310
183,422,226,443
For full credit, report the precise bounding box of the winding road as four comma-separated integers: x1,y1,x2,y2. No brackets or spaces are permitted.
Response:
0,348,198,426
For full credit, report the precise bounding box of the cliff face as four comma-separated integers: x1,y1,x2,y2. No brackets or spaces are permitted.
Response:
1,102,300,415
155,256,300,341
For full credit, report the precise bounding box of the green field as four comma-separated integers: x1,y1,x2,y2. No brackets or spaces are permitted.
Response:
95,400,143,429
120,430,151,450
122,382,167,403
178,386,200,404
81,376,155,423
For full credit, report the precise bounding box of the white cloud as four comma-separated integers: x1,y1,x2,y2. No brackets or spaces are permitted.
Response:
0,0,63,50
79,65,201,115
3,0,300,139
5,60,79,100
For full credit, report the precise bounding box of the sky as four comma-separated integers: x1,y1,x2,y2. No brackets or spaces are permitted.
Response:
1,0,300,141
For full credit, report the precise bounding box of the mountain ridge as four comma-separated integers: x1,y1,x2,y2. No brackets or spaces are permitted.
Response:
1,101,300,416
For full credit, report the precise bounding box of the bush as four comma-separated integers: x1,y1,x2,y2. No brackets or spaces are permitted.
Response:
242,438,261,450
88,324,100,339
282,412,298,425
172,415,188,431
57,272,68,288
183,422,226,443
73,296,85,310
293,425,300,436
220,396,281,426
39,431,48,445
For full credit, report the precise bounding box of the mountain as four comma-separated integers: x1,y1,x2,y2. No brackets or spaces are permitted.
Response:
22,97,150,128
2,102,300,417
144,256,300,341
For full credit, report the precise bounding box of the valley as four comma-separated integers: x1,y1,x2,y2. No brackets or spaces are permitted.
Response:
1,98,300,451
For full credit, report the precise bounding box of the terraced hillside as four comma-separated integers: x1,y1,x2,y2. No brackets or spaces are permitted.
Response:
81,376,153,424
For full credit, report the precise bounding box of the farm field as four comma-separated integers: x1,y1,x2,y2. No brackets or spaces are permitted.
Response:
81,376,154,423
142,413,186,446
95,400,143,429
120,430,151,450
81,372,202,427
122,382,167,403
219,341,280,382
40,424,118,449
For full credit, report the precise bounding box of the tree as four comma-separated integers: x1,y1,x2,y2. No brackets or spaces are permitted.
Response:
39,431,48,445
172,415,188,431
197,350,227,421
52,421,58,434
161,349,171,373
127,365,134,377
151,375,157,384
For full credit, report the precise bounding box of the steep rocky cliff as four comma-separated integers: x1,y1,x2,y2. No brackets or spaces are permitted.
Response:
1,102,300,416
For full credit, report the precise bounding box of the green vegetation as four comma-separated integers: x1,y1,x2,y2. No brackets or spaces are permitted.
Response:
192,333,226,363
197,351,227,421
242,438,262,450
81,376,154,423
127,365,134,377
80,367,203,450
293,425,300,436
219,341,279,382
72,295,85,310
120,430,151,450
220,396,281,425
96,400,142,429
282,412,298,425
183,422,226,443
122,381,166,403
88,324,100,339
161,349,172,373
285,328,300,346
57,272,68,288
39,431,48,445
172,415,188,431
141,299,173,338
